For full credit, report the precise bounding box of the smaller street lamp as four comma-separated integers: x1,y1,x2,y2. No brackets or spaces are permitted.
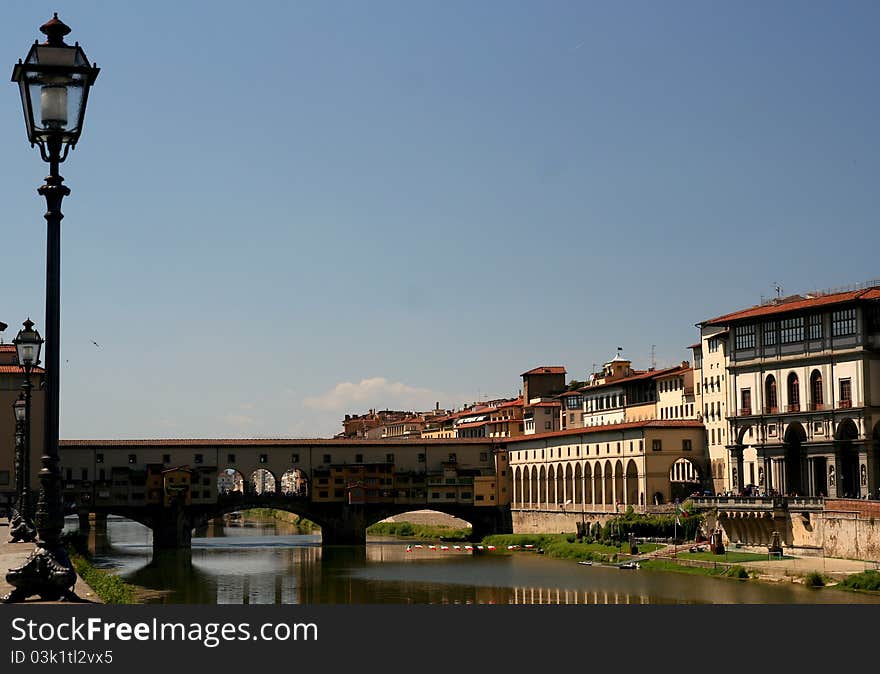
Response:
12,394,26,511
8,393,36,544
13,318,42,517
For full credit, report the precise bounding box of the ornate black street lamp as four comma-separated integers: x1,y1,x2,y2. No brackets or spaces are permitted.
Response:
8,393,37,544
3,14,99,603
14,319,42,517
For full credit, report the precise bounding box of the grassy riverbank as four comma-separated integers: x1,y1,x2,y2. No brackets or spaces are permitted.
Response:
639,558,751,579
238,508,320,532
367,521,472,541
481,534,661,563
63,533,139,604
837,570,880,593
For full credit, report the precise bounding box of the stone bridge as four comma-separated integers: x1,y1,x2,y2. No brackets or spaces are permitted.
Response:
59,438,515,550
76,492,512,549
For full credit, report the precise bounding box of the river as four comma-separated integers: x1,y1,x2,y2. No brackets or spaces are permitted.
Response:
67,515,880,604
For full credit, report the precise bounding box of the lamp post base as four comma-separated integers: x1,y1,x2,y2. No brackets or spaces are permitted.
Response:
7,508,36,544
2,543,78,603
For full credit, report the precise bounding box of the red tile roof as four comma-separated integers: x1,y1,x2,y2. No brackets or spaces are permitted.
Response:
0,365,45,374
503,419,704,444
0,344,16,352
688,343,701,350
581,365,681,391
654,365,692,378
456,421,489,429
521,366,567,376
702,287,880,326
528,401,561,408
60,437,499,447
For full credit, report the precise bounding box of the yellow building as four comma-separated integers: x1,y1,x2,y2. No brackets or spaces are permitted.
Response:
162,467,193,507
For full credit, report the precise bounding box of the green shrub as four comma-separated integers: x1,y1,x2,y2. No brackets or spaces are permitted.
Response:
804,571,826,588
724,565,749,579
838,570,880,592
67,551,137,604
565,534,576,543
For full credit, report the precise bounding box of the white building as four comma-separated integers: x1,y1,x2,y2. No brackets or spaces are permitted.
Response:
699,284,880,498
692,328,731,493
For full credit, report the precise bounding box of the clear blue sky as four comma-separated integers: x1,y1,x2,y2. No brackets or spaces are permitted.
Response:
1,1,877,438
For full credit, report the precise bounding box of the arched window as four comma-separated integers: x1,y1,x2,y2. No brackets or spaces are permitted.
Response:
787,372,800,412
765,375,777,413
810,370,823,410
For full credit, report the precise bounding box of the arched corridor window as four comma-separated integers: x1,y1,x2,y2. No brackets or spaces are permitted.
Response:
810,370,823,410
765,375,777,413
787,372,800,412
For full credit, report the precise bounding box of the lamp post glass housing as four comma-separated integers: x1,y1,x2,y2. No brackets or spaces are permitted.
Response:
13,395,26,423
11,13,99,161
3,14,98,603
13,318,42,368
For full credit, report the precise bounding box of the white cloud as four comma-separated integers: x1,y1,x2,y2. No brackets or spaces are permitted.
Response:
224,413,255,427
303,377,443,412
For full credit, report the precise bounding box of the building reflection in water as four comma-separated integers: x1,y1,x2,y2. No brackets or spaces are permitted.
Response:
510,587,650,605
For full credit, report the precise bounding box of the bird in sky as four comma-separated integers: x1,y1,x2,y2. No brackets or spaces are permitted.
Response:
92,341,101,348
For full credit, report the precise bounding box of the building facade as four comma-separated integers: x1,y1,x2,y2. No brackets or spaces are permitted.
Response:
507,420,709,514
701,286,880,498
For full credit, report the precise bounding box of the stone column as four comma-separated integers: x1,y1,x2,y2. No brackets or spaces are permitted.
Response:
730,446,745,493
858,450,869,499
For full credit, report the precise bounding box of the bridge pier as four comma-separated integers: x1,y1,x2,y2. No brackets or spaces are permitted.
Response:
152,506,193,551
319,506,367,545
468,508,513,542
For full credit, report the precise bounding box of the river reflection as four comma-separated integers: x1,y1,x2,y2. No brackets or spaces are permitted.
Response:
66,515,880,605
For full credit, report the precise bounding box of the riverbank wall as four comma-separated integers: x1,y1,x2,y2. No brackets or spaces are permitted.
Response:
512,509,617,534
791,500,880,561
706,499,880,562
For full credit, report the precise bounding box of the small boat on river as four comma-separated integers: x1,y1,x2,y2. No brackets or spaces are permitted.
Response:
618,561,640,570
577,560,593,566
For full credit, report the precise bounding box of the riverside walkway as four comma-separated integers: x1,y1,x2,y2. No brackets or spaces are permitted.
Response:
0,524,100,603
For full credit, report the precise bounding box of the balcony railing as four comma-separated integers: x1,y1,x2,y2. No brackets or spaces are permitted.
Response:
787,403,800,412
763,406,778,414
738,408,752,416
809,402,826,411
839,399,852,409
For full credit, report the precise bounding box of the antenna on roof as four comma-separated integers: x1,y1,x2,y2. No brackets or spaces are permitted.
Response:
651,344,656,370
773,282,783,300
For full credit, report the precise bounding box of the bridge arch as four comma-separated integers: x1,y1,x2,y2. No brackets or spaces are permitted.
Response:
280,468,308,497
250,468,278,495
218,468,244,495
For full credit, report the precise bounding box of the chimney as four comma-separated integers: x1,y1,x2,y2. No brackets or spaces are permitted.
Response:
435,401,439,411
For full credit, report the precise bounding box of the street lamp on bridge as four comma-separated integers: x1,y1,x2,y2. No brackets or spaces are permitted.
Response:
3,14,99,603
8,319,43,544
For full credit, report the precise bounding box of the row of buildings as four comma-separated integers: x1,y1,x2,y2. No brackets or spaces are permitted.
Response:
2,281,878,515
339,281,880,502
